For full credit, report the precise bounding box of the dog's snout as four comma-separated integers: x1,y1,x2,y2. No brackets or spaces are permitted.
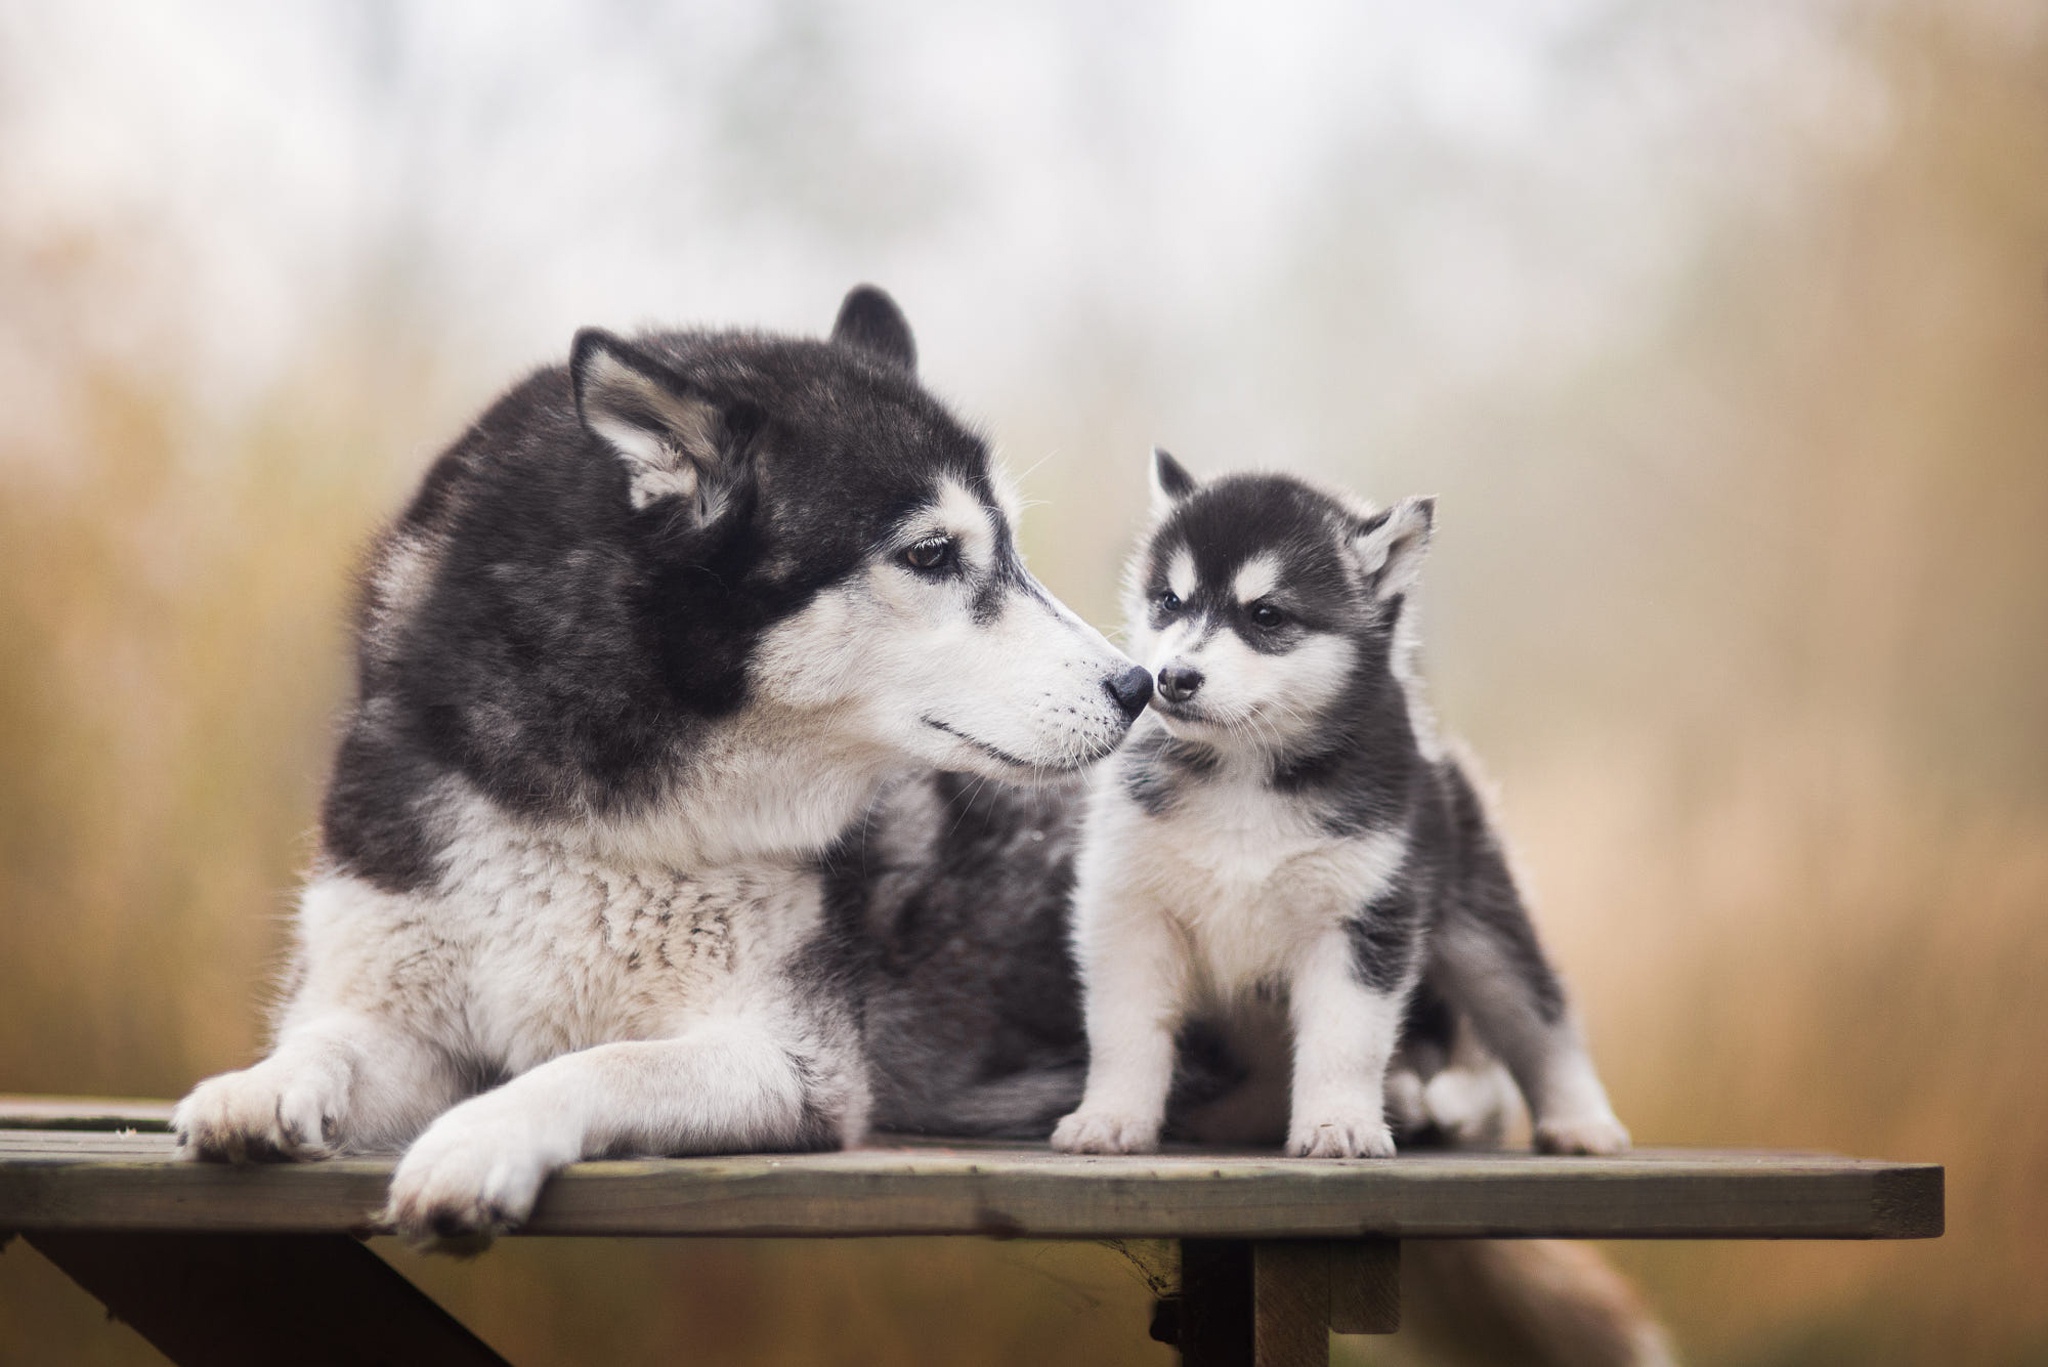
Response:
1105,665,1154,721
1156,665,1204,705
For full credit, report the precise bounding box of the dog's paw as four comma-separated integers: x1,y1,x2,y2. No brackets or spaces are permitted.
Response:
1534,1113,1632,1156
382,1107,555,1248
1424,1062,1519,1149
1050,1109,1160,1155
1287,1114,1397,1159
1384,1067,1431,1138
174,1064,344,1163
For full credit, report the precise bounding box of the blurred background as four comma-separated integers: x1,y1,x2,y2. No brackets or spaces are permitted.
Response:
1,0,2042,1362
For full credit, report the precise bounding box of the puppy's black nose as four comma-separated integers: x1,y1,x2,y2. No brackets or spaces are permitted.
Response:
1105,665,1154,720
1157,665,1204,704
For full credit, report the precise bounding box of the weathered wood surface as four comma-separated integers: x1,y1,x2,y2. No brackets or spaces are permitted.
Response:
1250,1242,1340,1365
1327,1238,1401,1334
1172,1239,1400,1365
0,1128,1943,1241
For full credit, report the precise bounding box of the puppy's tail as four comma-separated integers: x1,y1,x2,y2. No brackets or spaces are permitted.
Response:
1397,1238,1678,1367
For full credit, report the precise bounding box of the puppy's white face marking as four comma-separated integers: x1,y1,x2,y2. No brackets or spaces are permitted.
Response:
1126,540,1355,754
1146,625,1354,750
752,474,1139,782
1230,553,1281,605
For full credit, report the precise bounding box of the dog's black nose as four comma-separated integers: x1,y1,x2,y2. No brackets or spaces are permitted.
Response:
1105,665,1154,720
1157,665,1204,704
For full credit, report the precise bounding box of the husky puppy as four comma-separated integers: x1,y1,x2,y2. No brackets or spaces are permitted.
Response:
845,765,1513,1148
1050,452,1628,1159
172,286,1152,1240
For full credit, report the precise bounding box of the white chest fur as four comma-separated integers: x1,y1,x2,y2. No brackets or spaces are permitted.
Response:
1076,763,1408,1003
293,789,827,1077
1060,748,1416,1162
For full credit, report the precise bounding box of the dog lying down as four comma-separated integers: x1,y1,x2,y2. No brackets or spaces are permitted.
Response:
173,286,1154,1241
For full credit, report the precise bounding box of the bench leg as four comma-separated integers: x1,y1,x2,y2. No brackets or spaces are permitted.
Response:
1327,1239,1401,1335
1162,1239,1401,1366
22,1231,509,1367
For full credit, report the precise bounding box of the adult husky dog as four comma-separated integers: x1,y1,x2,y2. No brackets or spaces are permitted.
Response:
1051,451,1629,1160
173,286,1152,1240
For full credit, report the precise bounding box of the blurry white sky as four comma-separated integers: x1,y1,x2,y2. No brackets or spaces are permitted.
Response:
1,0,1893,438
10,0,2039,768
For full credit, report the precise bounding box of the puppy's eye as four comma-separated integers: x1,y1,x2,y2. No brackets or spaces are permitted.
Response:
902,536,957,573
1157,589,1182,614
1250,602,1286,629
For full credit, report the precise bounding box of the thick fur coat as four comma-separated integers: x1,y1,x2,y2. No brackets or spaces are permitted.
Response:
174,288,1151,1239
1050,453,1630,1159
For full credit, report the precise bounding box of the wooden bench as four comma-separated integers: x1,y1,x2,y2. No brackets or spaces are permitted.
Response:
0,1096,1942,1366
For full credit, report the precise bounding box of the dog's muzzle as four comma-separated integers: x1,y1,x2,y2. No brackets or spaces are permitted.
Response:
1104,665,1154,722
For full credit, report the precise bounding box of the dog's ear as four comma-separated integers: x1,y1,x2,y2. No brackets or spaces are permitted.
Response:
831,284,917,372
1149,447,1198,517
571,329,754,524
1349,496,1435,600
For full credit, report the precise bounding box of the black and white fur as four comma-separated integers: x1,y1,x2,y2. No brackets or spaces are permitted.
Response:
172,287,1153,1241
1050,451,1629,1159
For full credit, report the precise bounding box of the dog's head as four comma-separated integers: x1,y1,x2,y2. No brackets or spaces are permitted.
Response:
568,287,1150,782
1124,449,1433,755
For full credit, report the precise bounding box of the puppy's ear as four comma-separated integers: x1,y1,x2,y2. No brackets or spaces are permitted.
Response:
1350,496,1435,600
1149,447,1198,517
571,329,754,524
831,284,918,372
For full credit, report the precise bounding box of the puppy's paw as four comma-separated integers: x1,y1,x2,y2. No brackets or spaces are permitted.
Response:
174,1064,344,1163
1384,1067,1431,1138
1050,1109,1160,1155
1534,1113,1632,1156
1287,1114,1397,1159
382,1107,556,1249
1424,1062,1519,1149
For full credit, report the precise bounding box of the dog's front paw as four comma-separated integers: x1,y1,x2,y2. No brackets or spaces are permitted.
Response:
1287,1114,1396,1159
174,1063,345,1163
382,1107,557,1249
1050,1109,1160,1155
1534,1113,1632,1156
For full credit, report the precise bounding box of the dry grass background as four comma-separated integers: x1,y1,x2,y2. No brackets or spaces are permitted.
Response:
2,2,2043,1363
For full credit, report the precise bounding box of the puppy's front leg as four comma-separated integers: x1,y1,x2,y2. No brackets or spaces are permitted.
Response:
383,1017,858,1243
1051,903,1187,1155
1287,925,1406,1158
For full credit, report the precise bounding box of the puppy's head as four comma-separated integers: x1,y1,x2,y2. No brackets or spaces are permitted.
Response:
1126,449,1433,754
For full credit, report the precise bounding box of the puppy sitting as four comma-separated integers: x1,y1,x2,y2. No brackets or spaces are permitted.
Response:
1052,452,1628,1159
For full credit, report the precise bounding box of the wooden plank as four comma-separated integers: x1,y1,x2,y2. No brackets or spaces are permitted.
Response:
1251,1242,1331,1367
0,1130,1944,1241
0,1095,175,1132
1178,1241,1348,1366
1327,1239,1400,1334
25,1231,508,1367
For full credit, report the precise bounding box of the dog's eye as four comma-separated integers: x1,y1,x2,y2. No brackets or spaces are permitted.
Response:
1157,589,1182,614
1250,602,1286,629
902,536,957,574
